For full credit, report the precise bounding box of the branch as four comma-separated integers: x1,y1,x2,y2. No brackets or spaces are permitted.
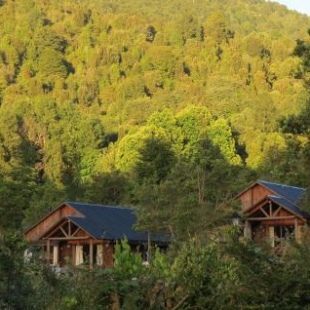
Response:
171,294,190,310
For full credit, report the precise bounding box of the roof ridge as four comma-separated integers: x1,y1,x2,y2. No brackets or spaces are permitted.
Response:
267,194,282,198
68,215,116,240
258,180,305,190
66,201,131,210
264,195,306,220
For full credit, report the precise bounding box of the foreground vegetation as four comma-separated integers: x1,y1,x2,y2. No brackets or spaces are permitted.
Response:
2,231,310,309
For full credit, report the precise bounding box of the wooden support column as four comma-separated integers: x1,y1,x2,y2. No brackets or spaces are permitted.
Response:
89,239,93,268
53,243,59,266
75,244,83,265
47,239,51,264
72,243,76,266
244,220,252,239
295,218,299,243
96,242,104,266
101,241,104,266
147,232,151,263
269,202,272,217
269,226,275,248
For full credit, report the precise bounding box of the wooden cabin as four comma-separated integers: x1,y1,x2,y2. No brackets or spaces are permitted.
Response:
24,202,169,268
236,180,310,247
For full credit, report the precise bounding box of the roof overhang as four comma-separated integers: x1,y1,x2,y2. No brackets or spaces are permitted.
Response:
244,195,306,222
40,216,96,241
23,202,78,237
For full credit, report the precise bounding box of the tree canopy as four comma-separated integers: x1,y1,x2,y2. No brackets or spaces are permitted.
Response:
0,0,309,236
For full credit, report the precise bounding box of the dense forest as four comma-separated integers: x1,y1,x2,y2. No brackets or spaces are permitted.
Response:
1,0,310,233
2,0,310,308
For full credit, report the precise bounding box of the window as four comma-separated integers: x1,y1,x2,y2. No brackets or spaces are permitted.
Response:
274,225,294,240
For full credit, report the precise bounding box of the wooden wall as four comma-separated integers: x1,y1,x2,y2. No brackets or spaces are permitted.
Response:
239,184,272,211
24,203,82,242
103,241,114,268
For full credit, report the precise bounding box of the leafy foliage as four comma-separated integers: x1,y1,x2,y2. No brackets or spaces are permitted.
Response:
3,234,310,309
1,1,310,307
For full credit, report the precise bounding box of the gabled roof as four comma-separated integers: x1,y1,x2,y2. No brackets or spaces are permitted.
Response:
239,180,309,220
243,194,304,219
257,180,306,205
61,202,169,243
267,195,308,219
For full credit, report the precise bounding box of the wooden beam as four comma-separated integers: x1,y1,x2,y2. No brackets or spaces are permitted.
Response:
248,216,296,221
72,228,81,237
72,243,75,265
101,241,104,266
269,202,272,217
260,207,269,218
244,220,251,239
147,232,151,263
44,237,89,240
47,239,50,263
67,240,102,245
295,218,299,242
60,227,68,237
273,206,281,217
89,239,93,268
53,244,59,266
44,222,67,238
269,226,275,247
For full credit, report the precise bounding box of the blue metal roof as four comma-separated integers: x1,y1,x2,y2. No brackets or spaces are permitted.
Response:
66,202,169,243
258,180,306,205
268,195,305,218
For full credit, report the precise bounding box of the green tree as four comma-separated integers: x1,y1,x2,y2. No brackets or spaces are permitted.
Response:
83,172,127,205
208,118,242,165
181,14,203,43
0,232,32,309
278,31,310,188
204,12,233,45
38,48,68,81
115,125,169,173
135,137,175,185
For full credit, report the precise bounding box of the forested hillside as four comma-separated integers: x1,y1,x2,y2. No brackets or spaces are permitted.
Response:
1,0,310,236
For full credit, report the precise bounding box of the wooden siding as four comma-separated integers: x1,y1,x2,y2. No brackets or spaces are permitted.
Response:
239,184,273,211
24,204,82,242
103,242,114,268
59,242,72,267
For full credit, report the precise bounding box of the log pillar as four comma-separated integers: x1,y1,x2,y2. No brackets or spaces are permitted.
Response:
52,243,59,266
269,226,275,247
89,239,93,268
72,243,76,265
101,241,104,266
47,239,51,264
96,242,104,266
295,218,300,243
244,220,252,239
